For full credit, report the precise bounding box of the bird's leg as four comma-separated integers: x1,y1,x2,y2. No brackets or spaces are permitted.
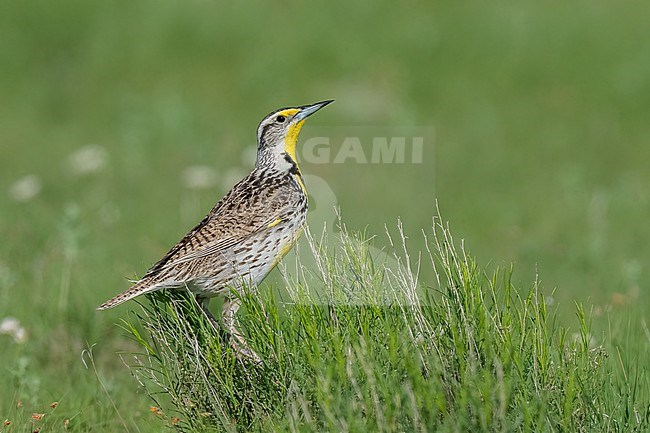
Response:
198,296,221,330
198,296,236,351
222,298,262,364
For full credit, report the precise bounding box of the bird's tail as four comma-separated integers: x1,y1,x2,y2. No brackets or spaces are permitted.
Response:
96,280,158,310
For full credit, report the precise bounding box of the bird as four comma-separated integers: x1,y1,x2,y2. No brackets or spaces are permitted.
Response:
97,100,334,362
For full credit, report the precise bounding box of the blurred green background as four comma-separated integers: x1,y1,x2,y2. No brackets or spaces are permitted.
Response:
1,0,649,430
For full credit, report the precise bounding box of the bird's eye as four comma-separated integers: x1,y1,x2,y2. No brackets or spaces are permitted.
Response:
275,115,286,123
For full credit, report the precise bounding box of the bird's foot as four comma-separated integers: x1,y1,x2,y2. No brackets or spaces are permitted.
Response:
201,296,262,365
229,333,262,365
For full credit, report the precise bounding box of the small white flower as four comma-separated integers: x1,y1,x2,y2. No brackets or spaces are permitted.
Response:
9,175,42,202
67,144,108,176
0,317,27,344
182,165,219,190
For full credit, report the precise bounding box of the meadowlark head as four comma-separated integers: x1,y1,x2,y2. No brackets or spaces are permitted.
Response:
256,100,333,169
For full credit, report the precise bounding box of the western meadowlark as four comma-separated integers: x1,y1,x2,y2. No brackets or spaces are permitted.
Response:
97,100,333,362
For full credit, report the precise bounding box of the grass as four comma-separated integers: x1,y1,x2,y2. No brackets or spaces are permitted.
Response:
119,217,648,432
1,0,650,431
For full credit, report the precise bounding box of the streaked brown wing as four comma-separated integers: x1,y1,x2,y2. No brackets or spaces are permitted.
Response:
142,174,298,279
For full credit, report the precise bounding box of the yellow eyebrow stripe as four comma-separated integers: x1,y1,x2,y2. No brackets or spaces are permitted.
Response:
277,108,300,117
267,218,282,228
